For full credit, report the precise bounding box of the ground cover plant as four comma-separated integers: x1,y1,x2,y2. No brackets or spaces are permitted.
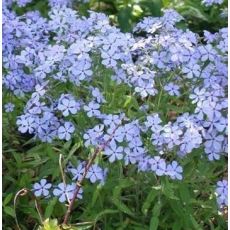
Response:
2,0,228,229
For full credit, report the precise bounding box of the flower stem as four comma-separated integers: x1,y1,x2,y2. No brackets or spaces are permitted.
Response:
62,124,120,225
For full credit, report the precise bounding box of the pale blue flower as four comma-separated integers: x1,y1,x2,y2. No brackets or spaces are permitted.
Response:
166,161,183,180
4,103,15,112
53,183,82,203
33,179,52,197
58,122,75,141
104,140,123,162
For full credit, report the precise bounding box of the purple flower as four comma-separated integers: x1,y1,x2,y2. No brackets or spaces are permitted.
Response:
68,40,91,55
53,183,82,203
182,62,200,78
202,100,222,120
112,126,125,143
4,103,15,112
70,59,93,81
144,114,162,129
16,0,33,7
58,94,80,117
215,180,228,208
138,156,151,172
134,17,162,33
162,125,183,149
198,44,217,62
48,0,72,7
68,161,85,181
204,130,224,152
83,101,101,117
101,48,120,68
166,161,183,180
189,88,209,104
91,87,106,104
104,140,123,162
86,164,104,183
149,156,166,176
16,114,36,134
103,114,122,128
135,82,157,98
58,122,75,141
83,124,104,147
33,179,52,197
179,127,202,155
124,147,139,165
164,83,180,96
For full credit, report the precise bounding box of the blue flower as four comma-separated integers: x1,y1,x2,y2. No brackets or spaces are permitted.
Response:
91,87,106,104
189,88,209,104
68,161,85,181
101,48,120,68
4,103,15,112
58,94,80,117
33,179,52,197
16,114,36,134
83,101,101,118
83,124,104,147
204,130,224,160
164,83,180,96
53,183,83,203
149,156,166,176
102,114,122,129
144,114,162,130
182,62,200,78
215,180,228,208
70,59,93,81
86,164,104,183
198,44,217,62
104,140,123,163
58,122,75,141
166,161,183,180
15,0,33,7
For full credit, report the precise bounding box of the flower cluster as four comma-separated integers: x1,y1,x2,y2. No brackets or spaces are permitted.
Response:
3,3,227,206
4,0,73,8
32,178,83,202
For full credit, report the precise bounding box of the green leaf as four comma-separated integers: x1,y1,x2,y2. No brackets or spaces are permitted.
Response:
179,5,209,21
162,179,179,200
62,224,93,230
140,0,162,16
94,209,119,222
168,200,184,218
149,199,161,230
65,142,81,163
117,7,132,32
112,179,135,216
141,189,158,215
4,206,15,218
179,184,191,205
3,193,13,206
44,198,58,219
90,186,102,207
172,220,182,230
112,198,134,216
149,217,159,230
190,215,202,230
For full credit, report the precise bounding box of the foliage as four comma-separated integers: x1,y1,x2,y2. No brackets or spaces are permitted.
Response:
2,0,228,229
85,0,228,32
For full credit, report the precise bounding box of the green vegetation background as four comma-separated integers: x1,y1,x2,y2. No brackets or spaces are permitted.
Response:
3,0,228,229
